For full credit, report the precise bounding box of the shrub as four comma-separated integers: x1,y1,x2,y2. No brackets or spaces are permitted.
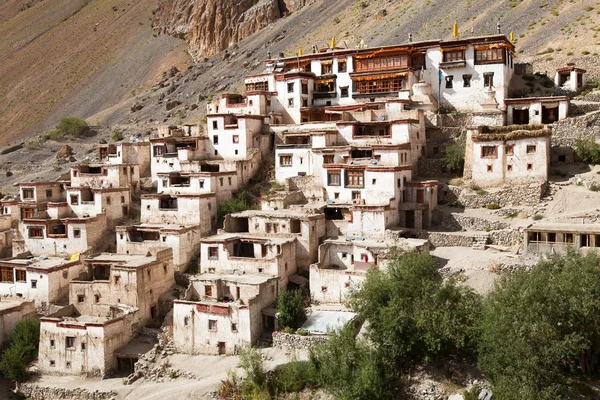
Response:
0,318,40,382
271,360,318,394
348,250,482,368
112,131,124,141
590,183,600,192
478,252,600,398
476,189,488,195
55,117,89,138
444,139,466,174
574,137,600,164
276,290,306,329
217,192,253,225
486,203,501,210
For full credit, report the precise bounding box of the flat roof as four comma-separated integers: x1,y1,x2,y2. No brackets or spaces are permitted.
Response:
230,209,323,219
200,232,295,244
0,256,79,271
85,251,167,267
300,310,357,335
190,272,274,285
0,298,34,312
527,223,600,233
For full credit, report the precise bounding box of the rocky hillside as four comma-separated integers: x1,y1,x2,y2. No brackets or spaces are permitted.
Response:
0,0,599,146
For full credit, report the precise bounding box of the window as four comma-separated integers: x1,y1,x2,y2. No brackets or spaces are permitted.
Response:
443,50,464,62
445,75,454,89
50,360,55,367
505,145,514,155
114,275,120,284
475,48,504,63
22,208,35,219
231,323,238,332
228,177,232,186
340,87,349,98
22,188,34,199
28,227,43,238
205,285,212,296
507,164,513,172
321,62,333,74
481,146,497,158
287,82,294,93
66,337,75,349
566,233,574,243
288,98,294,107
232,135,239,144
353,77,405,94
81,343,86,351
487,165,493,172
208,320,217,331
121,196,125,203
323,155,334,164
199,180,205,189
219,177,223,186
463,74,472,87
213,135,219,145
484,72,494,88
345,171,364,188
72,228,81,238
46,189,53,199
212,121,218,130
527,145,536,154
280,155,292,167
352,191,361,201
94,294,100,303
338,60,347,72
147,269,151,280
0,267,13,283
208,247,218,260
328,172,341,186
527,163,533,170
321,286,328,293
50,339,55,348
15,270,26,282
66,362,71,369
354,54,408,72
164,264,167,274
78,295,85,303
184,317,189,326
301,81,308,94
153,145,165,157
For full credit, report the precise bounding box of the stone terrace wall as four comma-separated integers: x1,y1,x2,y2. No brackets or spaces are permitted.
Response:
272,331,328,350
489,229,523,249
433,209,511,231
414,231,474,247
19,384,117,400
552,111,600,147
440,182,548,208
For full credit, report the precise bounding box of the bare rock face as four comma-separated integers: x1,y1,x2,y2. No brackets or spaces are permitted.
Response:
153,0,309,58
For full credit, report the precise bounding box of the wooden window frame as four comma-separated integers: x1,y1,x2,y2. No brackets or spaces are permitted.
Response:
345,171,365,188
481,146,498,159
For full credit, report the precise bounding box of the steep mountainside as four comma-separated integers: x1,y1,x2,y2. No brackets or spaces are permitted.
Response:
0,0,599,146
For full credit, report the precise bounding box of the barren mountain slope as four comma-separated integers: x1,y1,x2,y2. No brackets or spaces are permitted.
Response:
0,0,188,146
0,0,599,146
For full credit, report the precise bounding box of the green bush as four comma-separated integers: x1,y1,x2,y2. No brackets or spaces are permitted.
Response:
0,318,40,382
348,250,482,368
486,203,501,210
55,117,89,138
271,361,318,394
217,192,253,225
276,290,306,329
476,189,488,195
478,252,600,399
574,137,600,164
310,326,390,400
444,139,466,174
112,131,124,141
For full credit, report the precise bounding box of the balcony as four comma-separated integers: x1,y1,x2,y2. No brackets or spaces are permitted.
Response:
439,60,466,69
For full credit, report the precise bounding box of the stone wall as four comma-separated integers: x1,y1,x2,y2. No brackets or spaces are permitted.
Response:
272,331,328,350
19,384,117,400
433,209,511,232
488,229,524,249
440,182,548,208
415,231,475,247
551,111,600,147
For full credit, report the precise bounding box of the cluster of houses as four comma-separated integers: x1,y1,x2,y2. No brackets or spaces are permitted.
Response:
0,33,591,377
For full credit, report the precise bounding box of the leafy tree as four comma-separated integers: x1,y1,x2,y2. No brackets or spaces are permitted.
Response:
444,139,466,174
348,250,482,368
55,117,89,138
0,318,40,382
478,251,600,400
310,325,390,400
217,191,253,225
276,290,306,329
238,347,269,398
573,136,600,164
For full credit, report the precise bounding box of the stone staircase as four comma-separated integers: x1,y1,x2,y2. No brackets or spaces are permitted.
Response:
472,233,489,250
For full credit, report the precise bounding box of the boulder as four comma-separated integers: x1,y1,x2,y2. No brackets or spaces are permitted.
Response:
55,144,73,159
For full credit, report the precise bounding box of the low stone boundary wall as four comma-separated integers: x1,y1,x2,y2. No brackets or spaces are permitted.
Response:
416,232,474,248
488,229,523,249
434,209,511,232
19,383,117,400
272,331,328,350
442,182,548,208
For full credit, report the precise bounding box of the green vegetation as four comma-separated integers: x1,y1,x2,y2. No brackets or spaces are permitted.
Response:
476,189,488,195
479,251,600,399
486,203,501,210
444,139,466,174
50,117,89,140
111,130,124,141
276,290,306,329
574,136,600,164
217,191,253,225
0,318,40,382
